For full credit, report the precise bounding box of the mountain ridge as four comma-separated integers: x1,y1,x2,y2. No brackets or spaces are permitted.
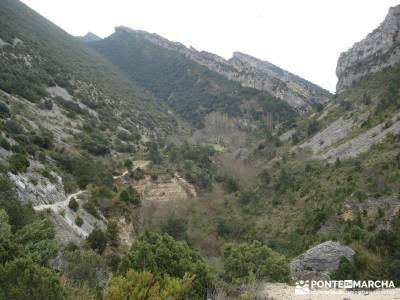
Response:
77,31,101,43
112,26,331,113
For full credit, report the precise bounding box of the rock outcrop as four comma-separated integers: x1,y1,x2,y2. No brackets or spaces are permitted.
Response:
8,169,65,206
338,196,400,230
336,5,400,93
321,111,400,162
114,26,331,113
298,116,354,154
290,241,355,281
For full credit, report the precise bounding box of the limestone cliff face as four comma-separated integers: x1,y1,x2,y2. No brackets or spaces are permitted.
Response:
115,26,331,113
336,5,400,93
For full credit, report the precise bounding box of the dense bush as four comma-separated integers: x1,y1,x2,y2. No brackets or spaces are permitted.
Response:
82,201,101,219
306,119,321,136
222,241,290,284
15,218,58,265
68,197,79,212
63,249,107,289
0,176,35,230
119,186,141,205
118,230,211,299
161,216,188,241
75,216,83,227
104,270,192,300
0,101,10,118
8,153,30,173
0,258,66,300
86,229,108,254
0,209,65,299
106,221,119,247
222,176,239,193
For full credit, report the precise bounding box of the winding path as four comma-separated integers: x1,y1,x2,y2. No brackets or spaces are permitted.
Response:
33,190,86,212
33,160,150,211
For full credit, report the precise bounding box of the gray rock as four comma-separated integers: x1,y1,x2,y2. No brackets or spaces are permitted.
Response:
321,112,400,162
336,5,400,93
234,147,251,160
291,241,355,281
8,170,65,206
298,116,354,154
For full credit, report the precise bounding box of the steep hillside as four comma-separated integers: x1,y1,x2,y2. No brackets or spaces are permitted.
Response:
0,0,176,134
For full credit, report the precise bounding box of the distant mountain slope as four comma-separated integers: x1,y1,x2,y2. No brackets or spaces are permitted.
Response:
94,27,331,113
76,32,101,43
90,26,297,129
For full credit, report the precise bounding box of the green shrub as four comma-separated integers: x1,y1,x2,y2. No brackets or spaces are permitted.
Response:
119,190,129,202
106,221,119,247
63,249,107,289
307,119,320,136
103,270,192,300
82,201,100,219
8,153,30,173
0,101,10,118
86,229,108,254
0,258,66,300
75,216,83,227
161,216,188,241
223,176,239,193
0,138,11,150
68,197,79,212
222,241,290,284
118,230,211,299
119,186,141,206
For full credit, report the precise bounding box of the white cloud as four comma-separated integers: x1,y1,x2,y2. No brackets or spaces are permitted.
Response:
21,0,400,92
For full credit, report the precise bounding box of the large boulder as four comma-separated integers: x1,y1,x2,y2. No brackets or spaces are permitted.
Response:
290,241,355,281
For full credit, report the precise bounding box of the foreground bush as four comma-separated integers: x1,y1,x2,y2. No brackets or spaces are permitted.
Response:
222,241,290,284
118,230,211,299
103,270,192,300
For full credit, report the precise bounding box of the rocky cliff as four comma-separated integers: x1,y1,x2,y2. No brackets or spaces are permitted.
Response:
115,26,331,113
193,51,332,113
336,5,400,93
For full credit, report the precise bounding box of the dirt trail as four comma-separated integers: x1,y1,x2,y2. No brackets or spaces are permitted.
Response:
33,190,85,212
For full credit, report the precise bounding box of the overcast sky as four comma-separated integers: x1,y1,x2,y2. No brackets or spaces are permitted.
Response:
21,0,399,92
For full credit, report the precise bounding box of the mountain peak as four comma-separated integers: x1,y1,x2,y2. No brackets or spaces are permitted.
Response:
76,31,101,43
